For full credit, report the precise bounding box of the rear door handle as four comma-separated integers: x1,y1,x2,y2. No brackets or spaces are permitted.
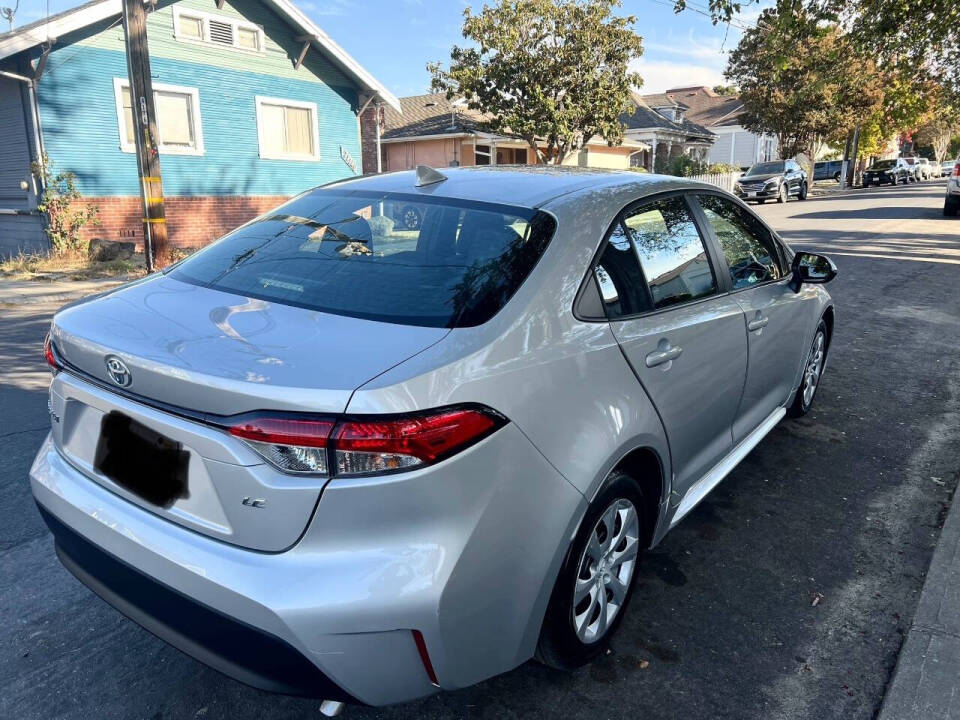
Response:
645,343,683,368
747,313,769,332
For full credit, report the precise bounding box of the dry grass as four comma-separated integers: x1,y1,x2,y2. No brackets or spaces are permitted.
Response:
0,248,147,282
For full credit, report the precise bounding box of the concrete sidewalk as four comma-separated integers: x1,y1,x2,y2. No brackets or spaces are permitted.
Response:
880,482,960,719
0,278,128,307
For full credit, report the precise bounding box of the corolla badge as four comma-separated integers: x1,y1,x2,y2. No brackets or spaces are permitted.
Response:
104,355,132,387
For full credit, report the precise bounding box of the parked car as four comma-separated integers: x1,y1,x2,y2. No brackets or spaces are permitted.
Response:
813,160,844,182
916,157,935,180
862,158,912,186
942,160,955,177
902,156,923,182
32,167,837,712
734,159,809,203
944,158,960,216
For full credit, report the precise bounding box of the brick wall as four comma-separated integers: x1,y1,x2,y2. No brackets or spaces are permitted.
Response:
359,104,383,175
81,195,290,249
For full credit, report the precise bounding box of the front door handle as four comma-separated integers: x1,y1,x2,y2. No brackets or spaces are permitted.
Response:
747,313,769,332
645,342,683,368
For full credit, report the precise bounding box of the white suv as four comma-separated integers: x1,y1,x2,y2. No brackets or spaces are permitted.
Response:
944,158,960,216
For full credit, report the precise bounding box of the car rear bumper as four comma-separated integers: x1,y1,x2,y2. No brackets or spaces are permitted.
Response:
30,421,585,706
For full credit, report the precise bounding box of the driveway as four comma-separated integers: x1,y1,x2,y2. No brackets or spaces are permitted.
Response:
2,181,959,720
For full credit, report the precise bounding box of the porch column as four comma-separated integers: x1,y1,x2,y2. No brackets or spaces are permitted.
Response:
650,141,657,171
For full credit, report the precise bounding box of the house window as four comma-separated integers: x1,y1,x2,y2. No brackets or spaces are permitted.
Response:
475,144,491,165
496,147,527,164
113,78,204,155
172,7,264,53
255,96,320,160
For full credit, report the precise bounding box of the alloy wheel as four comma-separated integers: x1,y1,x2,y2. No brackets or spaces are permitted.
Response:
572,498,640,644
802,330,825,407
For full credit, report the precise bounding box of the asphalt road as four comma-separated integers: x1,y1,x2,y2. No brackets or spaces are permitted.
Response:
2,180,959,720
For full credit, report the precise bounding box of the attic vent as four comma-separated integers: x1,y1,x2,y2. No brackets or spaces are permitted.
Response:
208,19,234,45
424,102,438,107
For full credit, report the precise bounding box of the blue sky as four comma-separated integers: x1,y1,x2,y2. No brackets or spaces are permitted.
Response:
11,0,768,96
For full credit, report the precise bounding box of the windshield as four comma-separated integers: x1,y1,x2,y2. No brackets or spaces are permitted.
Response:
746,161,784,175
870,160,896,169
170,189,556,328
903,157,916,164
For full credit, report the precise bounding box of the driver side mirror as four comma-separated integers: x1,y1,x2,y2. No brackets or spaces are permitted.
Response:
790,252,837,292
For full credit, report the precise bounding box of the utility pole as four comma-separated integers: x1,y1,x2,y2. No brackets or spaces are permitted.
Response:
121,0,168,270
840,130,853,189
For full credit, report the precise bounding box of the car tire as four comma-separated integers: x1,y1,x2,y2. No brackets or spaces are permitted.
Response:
787,319,829,418
536,471,646,670
863,181,870,188
944,195,959,217
833,172,841,182
798,182,808,200
777,184,788,203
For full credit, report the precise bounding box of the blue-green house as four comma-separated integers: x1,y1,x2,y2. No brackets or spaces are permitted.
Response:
0,0,398,255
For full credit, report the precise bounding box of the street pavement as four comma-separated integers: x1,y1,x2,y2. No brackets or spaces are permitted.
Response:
1,180,959,720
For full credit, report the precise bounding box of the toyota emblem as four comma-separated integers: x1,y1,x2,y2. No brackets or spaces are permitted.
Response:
104,355,132,387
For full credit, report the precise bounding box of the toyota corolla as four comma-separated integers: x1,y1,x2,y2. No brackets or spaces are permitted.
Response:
31,166,836,713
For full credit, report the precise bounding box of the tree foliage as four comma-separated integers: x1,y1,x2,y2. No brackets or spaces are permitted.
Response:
429,0,643,164
915,111,960,165
724,0,883,166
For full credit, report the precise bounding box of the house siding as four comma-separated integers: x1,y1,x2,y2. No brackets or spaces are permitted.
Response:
710,126,779,168
34,0,362,198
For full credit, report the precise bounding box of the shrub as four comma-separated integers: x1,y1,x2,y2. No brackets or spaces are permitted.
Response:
368,215,395,236
707,162,742,174
664,155,707,177
32,154,99,253
623,165,649,173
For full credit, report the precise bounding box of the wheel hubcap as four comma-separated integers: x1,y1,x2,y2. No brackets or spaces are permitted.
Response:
572,498,640,644
802,331,825,406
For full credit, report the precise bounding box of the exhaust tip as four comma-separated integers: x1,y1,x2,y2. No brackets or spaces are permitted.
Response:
319,700,345,717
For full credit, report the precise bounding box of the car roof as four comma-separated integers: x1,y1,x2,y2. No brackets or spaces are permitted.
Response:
323,165,714,209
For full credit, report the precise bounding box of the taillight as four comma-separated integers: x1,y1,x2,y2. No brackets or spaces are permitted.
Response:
229,417,334,474
952,163,960,178
333,407,500,475
227,406,504,477
43,332,59,372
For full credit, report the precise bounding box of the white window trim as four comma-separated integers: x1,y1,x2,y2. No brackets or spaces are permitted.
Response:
113,77,205,156
171,7,265,54
254,95,321,161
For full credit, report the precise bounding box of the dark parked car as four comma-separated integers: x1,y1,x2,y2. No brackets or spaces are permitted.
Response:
734,159,808,204
862,158,912,187
813,160,843,182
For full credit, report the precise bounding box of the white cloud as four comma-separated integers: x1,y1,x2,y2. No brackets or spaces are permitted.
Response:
630,57,725,93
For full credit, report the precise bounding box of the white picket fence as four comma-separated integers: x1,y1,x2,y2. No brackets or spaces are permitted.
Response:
686,171,742,193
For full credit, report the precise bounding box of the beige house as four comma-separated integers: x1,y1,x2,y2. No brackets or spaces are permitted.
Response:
377,93,650,171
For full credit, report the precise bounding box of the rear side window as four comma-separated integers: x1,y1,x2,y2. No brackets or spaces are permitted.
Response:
594,224,649,318
624,197,717,310
697,194,785,290
169,190,555,328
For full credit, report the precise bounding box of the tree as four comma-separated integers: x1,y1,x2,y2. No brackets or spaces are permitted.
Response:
429,0,643,164
725,0,883,169
678,0,960,97
915,113,960,165
712,84,738,95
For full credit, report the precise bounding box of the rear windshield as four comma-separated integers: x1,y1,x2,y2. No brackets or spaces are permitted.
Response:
169,189,556,328
747,161,784,175
871,160,896,169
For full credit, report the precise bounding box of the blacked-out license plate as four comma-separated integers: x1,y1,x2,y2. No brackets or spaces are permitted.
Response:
94,412,189,508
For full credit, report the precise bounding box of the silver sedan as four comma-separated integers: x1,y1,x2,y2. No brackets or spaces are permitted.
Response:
32,166,836,711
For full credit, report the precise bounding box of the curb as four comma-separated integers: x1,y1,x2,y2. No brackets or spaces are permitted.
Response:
879,484,960,719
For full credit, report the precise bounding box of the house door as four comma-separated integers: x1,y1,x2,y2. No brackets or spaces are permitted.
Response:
0,72,44,257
